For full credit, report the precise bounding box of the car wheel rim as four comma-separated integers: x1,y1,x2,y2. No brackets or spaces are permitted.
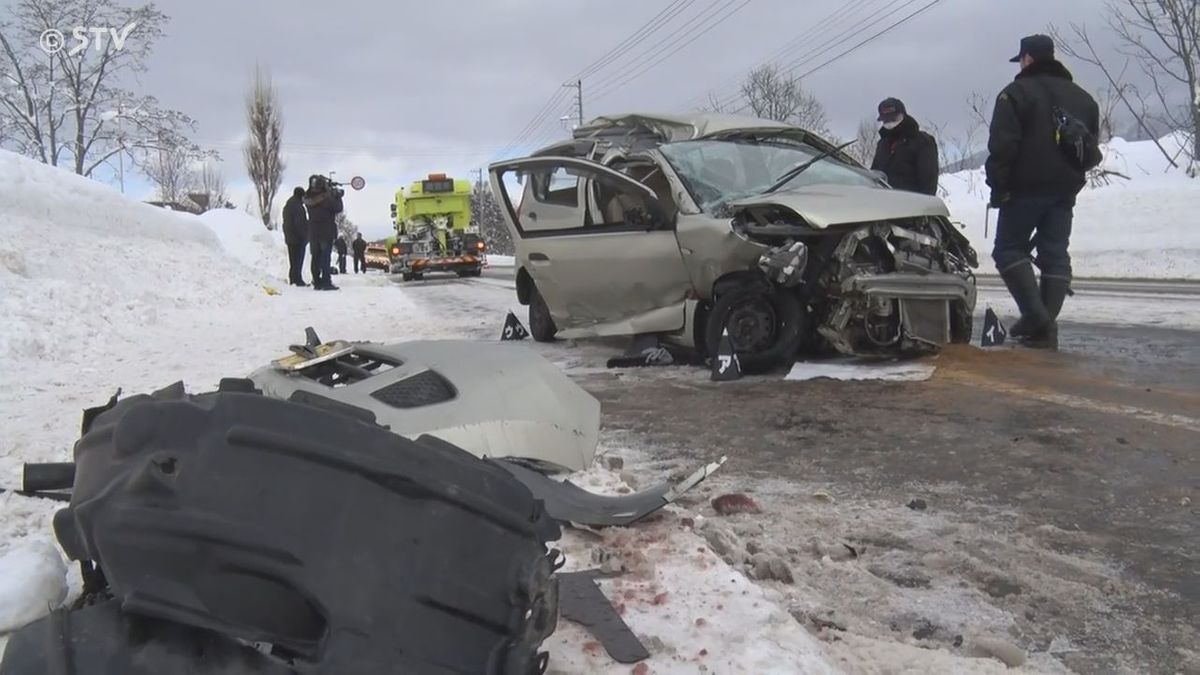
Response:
728,298,777,352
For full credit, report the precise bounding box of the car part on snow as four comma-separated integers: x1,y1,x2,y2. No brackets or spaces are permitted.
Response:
248,337,602,472
22,462,75,491
1,598,296,675
502,310,530,341
982,308,1007,347
494,456,727,528
8,381,563,675
710,328,743,381
559,570,650,664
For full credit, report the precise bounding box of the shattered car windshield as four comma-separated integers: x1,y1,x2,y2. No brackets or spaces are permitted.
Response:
659,139,880,211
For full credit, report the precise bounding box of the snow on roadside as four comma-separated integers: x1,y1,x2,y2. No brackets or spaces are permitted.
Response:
0,539,66,633
197,208,288,276
0,150,275,362
942,133,1200,280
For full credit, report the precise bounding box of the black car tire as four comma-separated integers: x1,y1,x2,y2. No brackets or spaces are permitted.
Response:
528,285,557,343
401,273,414,282
704,285,805,374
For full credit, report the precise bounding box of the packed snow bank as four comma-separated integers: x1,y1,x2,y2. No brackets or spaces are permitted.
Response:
0,150,279,362
197,209,287,275
942,133,1200,279
0,539,66,635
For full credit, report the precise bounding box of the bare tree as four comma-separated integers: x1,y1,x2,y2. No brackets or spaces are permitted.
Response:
0,0,200,176
243,66,284,229
195,161,230,212
142,141,197,204
700,91,733,114
1052,22,1182,168
334,213,356,242
738,65,830,134
1104,0,1199,169
846,118,878,167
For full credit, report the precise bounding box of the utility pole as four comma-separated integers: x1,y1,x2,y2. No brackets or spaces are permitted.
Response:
472,167,484,193
563,80,583,128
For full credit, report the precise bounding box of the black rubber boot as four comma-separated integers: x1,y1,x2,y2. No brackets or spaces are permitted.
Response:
1023,276,1070,350
1000,261,1050,338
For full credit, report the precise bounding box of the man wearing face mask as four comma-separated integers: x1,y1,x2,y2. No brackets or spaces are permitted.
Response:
870,97,939,196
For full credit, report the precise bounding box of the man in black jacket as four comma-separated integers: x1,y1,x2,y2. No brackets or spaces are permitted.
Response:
335,236,348,274
304,175,344,291
281,187,308,286
986,34,1100,349
352,233,367,273
870,98,939,195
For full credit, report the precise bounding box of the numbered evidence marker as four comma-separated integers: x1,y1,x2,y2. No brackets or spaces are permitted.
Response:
710,328,742,381
981,307,1008,347
501,311,530,341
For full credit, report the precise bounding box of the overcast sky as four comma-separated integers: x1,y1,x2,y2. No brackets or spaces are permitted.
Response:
73,0,1135,238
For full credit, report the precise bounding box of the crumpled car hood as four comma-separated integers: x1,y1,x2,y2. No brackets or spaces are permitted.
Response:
731,184,950,229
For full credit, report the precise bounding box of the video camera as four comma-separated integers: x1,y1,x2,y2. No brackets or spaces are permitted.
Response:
310,173,367,197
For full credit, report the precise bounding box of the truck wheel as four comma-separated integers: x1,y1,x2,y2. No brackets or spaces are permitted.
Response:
704,286,805,374
528,285,557,342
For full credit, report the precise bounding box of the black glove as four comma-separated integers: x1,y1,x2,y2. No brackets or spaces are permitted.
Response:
988,192,1010,209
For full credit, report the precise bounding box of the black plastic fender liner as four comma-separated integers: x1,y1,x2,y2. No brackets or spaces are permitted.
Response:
0,599,294,675
492,456,727,527
45,385,562,674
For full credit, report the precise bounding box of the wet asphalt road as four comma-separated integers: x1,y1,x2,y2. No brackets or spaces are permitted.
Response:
478,266,1200,393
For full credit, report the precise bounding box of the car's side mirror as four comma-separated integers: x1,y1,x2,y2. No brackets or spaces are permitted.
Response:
872,170,891,186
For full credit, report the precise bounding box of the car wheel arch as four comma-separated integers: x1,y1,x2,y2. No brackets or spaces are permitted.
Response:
515,267,534,305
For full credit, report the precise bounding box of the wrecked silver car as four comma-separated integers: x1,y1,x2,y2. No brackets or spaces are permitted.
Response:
489,113,978,372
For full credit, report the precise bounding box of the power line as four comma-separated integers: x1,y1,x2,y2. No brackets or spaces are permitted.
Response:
587,0,751,102
711,0,934,113
570,0,696,83
681,0,882,110
762,0,945,100
494,0,690,158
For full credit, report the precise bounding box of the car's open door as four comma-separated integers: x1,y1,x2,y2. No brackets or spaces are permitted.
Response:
488,157,692,337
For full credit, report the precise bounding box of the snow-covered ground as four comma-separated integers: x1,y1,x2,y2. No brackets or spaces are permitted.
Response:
0,150,847,672
942,133,1200,280
0,147,1191,672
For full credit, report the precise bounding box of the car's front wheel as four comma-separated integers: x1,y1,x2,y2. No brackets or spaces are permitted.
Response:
528,285,557,342
704,286,805,374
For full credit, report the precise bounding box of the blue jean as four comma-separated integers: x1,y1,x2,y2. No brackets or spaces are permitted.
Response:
310,238,334,287
992,196,1075,279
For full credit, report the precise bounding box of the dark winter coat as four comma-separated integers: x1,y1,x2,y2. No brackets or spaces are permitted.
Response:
870,116,939,196
281,194,308,245
303,189,343,243
352,238,367,256
985,59,1100,203
335,237,348,255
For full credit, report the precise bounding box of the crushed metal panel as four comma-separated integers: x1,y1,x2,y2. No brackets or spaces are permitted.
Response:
731,184,950,229
249,340,601,472
495,456,727,527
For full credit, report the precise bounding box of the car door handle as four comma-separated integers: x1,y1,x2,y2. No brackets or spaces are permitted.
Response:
529,252,550,262
528,211,538,221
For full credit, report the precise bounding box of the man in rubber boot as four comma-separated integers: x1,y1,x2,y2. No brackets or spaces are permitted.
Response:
985,34,1099,350
304,175,344,291
281,187,309,286
871,98,939,196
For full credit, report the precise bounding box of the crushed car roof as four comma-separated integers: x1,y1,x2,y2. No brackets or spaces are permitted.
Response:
574,113,793,142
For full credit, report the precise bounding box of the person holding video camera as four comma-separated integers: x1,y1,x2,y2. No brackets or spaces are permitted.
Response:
303,174,344,291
